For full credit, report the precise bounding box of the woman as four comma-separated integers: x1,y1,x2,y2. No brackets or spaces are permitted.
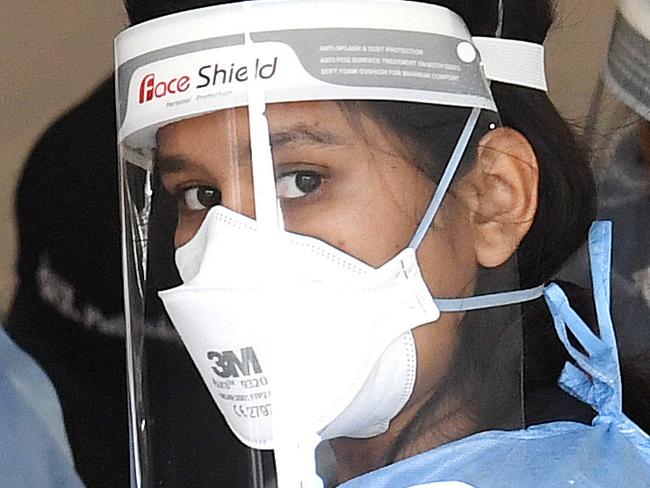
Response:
116,0,650,486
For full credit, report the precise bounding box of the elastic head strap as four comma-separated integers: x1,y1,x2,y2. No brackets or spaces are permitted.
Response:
473,37,548,91
495,0,504,38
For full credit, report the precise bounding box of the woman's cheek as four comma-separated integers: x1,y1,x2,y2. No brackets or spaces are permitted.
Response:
175,213,205,248
410,313,463,402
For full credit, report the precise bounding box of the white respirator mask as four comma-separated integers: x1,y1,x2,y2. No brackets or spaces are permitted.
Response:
159,204,437,449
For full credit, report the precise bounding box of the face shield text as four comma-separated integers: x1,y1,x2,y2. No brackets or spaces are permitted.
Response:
138,73,191,104
197,57,278,88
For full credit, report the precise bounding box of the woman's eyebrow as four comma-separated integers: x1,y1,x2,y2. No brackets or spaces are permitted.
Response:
270,124,346,148
154,153,195,175
154,124,344,175
154,148,251,173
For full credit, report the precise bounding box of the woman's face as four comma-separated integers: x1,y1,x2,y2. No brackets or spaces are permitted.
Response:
157,100,477,290
156,100,481,470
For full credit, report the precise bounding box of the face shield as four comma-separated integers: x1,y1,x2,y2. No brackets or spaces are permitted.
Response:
115,1,548,486
586,0,650,156
581,0,650,364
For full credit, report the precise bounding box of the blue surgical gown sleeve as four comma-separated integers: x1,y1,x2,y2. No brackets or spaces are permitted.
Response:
0,326,85,488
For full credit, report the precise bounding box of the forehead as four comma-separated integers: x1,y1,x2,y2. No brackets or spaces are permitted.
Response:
157,101,348,148
154,101,408,172
152,100,420,190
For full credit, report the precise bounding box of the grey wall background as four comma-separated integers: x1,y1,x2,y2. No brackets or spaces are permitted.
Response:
0,0,617,315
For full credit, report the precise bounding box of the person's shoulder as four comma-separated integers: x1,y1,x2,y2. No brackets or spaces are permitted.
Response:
340,420,650,488
43,77,115,138
25,76,116,171
15,75,120,253
0,327,85,488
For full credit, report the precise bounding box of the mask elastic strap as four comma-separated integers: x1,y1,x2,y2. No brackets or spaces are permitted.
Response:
408,105,548,312
543,221,623,416
436,284,545,312
408,107,481,250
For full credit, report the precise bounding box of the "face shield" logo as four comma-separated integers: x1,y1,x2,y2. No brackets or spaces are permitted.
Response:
138,73,191,104
136,56,280,104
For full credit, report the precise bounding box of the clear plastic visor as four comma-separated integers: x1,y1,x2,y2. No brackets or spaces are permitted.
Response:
119,98,529,487
115,1,540,484
577,6,650,370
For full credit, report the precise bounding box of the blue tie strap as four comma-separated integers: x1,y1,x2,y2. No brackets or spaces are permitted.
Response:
543,221,622,417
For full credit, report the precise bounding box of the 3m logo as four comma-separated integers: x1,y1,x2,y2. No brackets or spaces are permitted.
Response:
207,347,262,378
138,73,191,104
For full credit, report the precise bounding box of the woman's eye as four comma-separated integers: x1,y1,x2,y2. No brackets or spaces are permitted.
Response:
182,186,221,210
276,171,323,199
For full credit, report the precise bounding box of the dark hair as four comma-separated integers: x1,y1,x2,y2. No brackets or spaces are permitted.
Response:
124,0,222,24
125,0,597,466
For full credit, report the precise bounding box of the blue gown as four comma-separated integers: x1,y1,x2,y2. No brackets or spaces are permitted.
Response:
341,222,650,488
0,326,85,488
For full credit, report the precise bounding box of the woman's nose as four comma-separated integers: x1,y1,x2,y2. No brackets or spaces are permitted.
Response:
219,170,257,220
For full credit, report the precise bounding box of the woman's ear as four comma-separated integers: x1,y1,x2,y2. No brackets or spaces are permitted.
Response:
457,127,539,268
